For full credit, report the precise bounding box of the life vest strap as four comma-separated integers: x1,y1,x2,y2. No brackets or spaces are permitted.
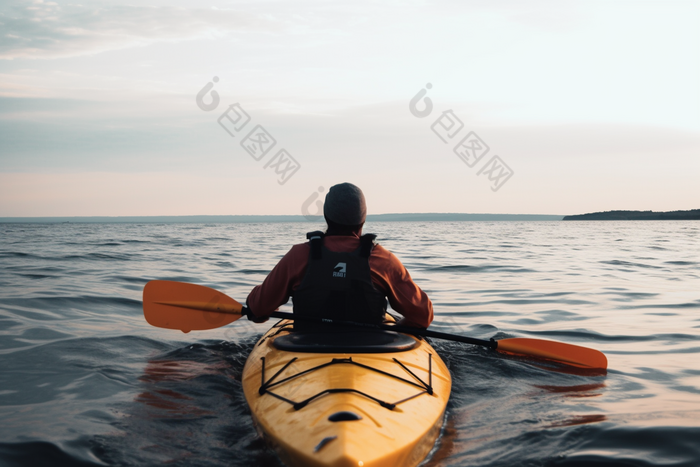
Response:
306,230,324,260
359,234,376,258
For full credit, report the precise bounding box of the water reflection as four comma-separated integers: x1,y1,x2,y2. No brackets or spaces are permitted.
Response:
135,358,227,417
518,359,608,377
534,382,606,398
547,414,608,428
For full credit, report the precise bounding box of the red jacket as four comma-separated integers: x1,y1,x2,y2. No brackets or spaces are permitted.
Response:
246,234,433,328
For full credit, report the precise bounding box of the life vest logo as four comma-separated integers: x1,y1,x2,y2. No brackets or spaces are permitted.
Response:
332,262,347,278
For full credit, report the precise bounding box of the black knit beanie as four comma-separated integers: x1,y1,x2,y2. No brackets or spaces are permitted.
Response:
323,183,367,226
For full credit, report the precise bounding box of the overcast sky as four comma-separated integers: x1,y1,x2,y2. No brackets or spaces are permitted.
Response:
0,0,698,216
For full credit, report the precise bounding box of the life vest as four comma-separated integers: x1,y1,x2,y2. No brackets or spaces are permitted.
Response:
292,231,387,332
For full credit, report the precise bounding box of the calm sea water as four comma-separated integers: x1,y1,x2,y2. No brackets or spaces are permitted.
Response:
0,221,699,467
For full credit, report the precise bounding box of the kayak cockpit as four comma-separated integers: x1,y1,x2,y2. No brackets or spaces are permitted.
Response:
272,330,419,353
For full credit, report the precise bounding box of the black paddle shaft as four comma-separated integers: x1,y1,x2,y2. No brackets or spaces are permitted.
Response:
267,311,498,350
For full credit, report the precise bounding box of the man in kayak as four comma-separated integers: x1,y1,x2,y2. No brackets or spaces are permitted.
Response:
245,182,433,330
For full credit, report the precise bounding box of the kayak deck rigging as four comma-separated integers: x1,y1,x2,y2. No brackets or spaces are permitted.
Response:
258,354,434,411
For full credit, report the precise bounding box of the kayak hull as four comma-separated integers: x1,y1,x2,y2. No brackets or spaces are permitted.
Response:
242,320,452,467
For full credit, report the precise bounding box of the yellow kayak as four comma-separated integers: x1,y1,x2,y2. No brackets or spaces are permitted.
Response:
242,319,452,467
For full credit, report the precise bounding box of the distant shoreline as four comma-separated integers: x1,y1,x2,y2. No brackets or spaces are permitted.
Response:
0,213,564,224
563,209,700,221
3,210,698,223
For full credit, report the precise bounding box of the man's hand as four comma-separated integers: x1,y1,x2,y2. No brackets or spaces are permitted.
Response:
243,306,269,324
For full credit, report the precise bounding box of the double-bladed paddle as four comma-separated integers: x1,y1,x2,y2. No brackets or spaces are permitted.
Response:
143,280,608,370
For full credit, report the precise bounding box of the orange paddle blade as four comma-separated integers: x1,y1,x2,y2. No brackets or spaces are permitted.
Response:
143,280,243,333
496,338,608,369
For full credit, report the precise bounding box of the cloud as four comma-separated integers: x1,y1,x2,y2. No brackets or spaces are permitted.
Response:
0,1,277,59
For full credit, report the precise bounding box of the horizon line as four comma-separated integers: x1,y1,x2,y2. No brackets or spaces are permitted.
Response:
0,213,565,223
